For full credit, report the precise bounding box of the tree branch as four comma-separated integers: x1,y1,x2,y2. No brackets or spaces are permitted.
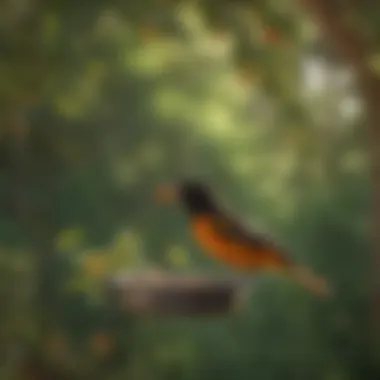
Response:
299,0,369,72
300,0,380,358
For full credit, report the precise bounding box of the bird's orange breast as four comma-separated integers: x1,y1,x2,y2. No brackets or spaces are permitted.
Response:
191,215,288,271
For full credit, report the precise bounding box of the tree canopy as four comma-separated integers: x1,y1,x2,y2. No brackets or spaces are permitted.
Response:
0,1,377,380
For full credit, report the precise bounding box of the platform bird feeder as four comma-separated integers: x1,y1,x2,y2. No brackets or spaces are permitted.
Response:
107,270,248,316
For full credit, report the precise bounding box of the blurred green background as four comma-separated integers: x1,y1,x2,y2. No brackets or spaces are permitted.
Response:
0,0,376,379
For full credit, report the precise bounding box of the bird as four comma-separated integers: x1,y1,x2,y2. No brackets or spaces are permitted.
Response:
155,180,331,297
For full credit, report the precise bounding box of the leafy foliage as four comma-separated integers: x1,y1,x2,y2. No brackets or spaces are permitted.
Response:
0,0,375,379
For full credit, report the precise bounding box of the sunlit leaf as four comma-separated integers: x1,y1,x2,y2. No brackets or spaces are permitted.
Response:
112,230,140,256
82,252,108,277
166,245,189,267
55,228,85,252
109,230,145,269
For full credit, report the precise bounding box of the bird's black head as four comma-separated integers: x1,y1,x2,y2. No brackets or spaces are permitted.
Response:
155,180,218,214
178,181,217,214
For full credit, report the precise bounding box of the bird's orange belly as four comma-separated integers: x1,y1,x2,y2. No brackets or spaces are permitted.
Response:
191,217,286,271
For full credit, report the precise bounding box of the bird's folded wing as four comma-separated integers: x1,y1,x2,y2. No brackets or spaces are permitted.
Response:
212,212,280,250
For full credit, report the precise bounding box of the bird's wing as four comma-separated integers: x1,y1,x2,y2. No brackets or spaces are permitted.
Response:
212,213,293,267
212,211,278,250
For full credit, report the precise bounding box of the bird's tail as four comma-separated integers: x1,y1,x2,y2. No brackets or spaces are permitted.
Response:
289,266,332,297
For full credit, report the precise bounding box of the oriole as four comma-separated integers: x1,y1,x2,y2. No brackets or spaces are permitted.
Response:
155,181,330,297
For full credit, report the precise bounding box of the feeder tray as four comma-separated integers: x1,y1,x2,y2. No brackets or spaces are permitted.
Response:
107,270,248,316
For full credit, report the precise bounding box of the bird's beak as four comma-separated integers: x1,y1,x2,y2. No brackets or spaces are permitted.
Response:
154,183,179,203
